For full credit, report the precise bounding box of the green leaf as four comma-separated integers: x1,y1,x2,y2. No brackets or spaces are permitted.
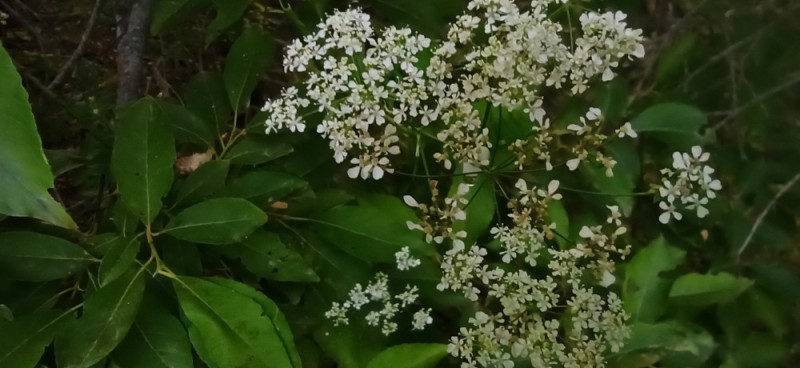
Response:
0,309,71,367
163,198,267,245
224,27,274,109
112,292,193,368
623,236,686,322
0,43,75,228
630,103,708,147
55,268,147,368
367,344,448,368
111,97,176,226
151,0,210,35
0,231,93,282
669,272,753,306
112,201,139,237
206,0,253,45
314,319,383,368
613,321,714,368
546,200,570,248
173,160,230,207
222,170,308,205
655,34,696,85
156,101,217,149
581,140,640,215
451,174,496,246
184,72,231,135
235,230,319,282
223,136,293,165
313,195,430,262
172,276,296,368
205,278,302,368
98,238,140,287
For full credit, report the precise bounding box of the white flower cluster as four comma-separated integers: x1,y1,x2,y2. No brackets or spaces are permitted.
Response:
656,146,722,224
262,0,645,179
404,181,471,247
324,248,432,335
434,181,631,368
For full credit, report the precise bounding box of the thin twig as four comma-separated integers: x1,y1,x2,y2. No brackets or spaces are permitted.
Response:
711,75,800,131
48,0,104,90
737,172,800,257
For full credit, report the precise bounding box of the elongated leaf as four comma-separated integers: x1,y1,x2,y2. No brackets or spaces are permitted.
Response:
55,268,147,368
0,43,75,228
223,136,293,165
151,0,210,35
222,170,307,205
234,230,318,282
314,320,383,368
157,101,217,149
224,27,274,109
163,198,267,244
98,238,141,287
205,278,301,367
451,174,496,246
206,0,253,45
669,272,753,306
313,195,430,262
0,309,71,367
630,103,709,147
172,276,295,368
173,160,230,207
623,236,686,322
0,231,93,282
367,344,448,368
613,321,714,367
184,72,231,135
112,201,139,238
112,292,193,368
111,97,176,225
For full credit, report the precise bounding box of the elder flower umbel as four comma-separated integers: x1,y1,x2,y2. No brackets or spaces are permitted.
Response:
656,146,722,224
262,0,645,179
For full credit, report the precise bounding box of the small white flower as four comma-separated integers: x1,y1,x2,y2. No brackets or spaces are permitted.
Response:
411,308,433,330
395,246,422,271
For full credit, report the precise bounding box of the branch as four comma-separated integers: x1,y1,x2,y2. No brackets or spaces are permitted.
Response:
115,0,153,107
48,0,105,90
737,172,800,257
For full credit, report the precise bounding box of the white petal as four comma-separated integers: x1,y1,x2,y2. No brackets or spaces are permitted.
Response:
347,166,361,179
548,180,560,195
567,158,581,171
579,226,594,238
599,271,616,287
403,195,419,208
659,212,671,224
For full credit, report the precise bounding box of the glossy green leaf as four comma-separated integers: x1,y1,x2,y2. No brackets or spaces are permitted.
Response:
223,136,293,165
451,174,496,246
172,276,296,368
111,201,139,238
0,43,75,228
669,272,753,306
581,140,640,215
151,0,210,35
157,101,217,149
367,344,448,368
655,34,696,85
235,230,318,282
98,237,140,287
205,278,301,367
173,160,230,207
184,72,231,135
546,200,570,248
163,198,267,245
224,27,274,109
0,231,93,282
112,293,193,368
111,97,176,226
206,0,253,45
55,268,147,368
222,170,308,205
630,103,708,147
313,195,429,262
623,236,686,322
0,309,71,367
613,321,714,368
